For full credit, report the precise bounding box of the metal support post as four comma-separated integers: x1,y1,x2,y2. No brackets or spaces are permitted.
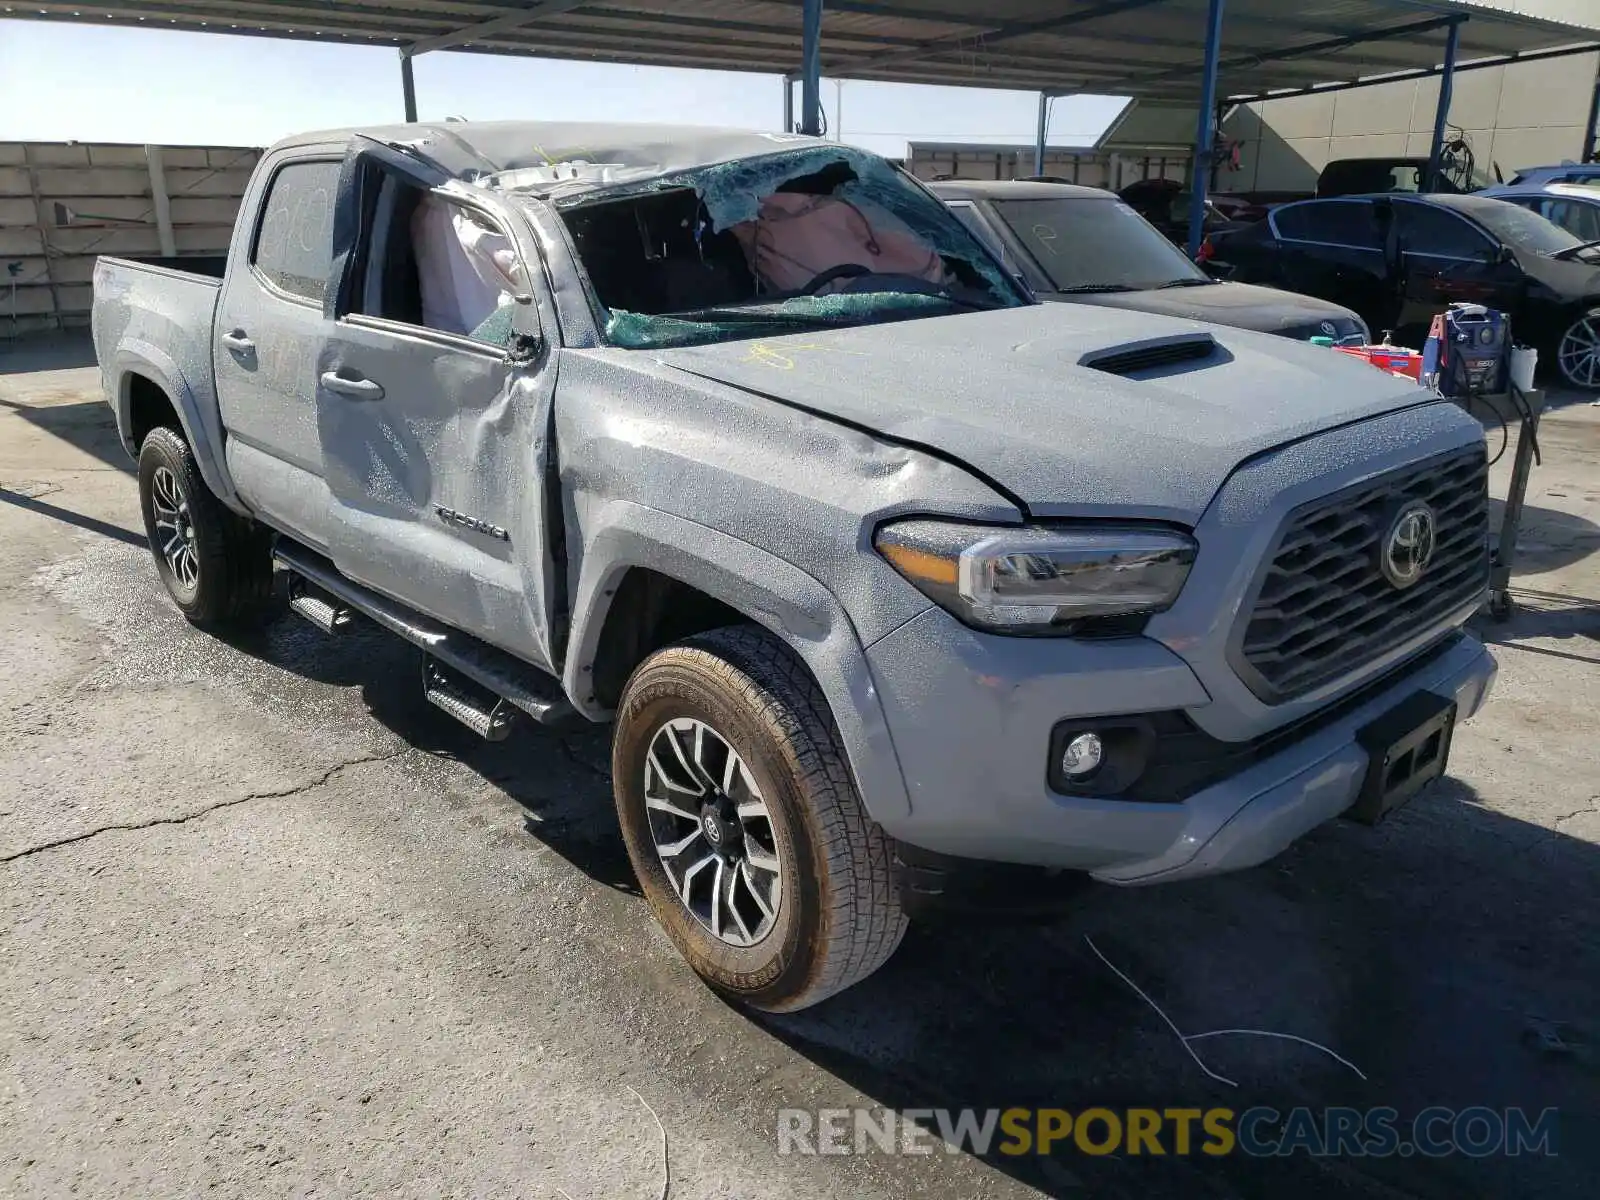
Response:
1186,0,1226,259
1584,67,1600,162
800,0,824,136
145,145,177,259
783,73,796,133
1426,19,1464,191
1035,92,1050,177
400,50,419,123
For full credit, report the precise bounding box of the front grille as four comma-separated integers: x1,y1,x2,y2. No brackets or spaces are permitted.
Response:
1233,446,1488,702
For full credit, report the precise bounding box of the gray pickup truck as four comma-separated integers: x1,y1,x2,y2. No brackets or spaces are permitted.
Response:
93,122,1496,1011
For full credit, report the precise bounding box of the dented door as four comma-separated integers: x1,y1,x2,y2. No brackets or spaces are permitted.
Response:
314,139,559,672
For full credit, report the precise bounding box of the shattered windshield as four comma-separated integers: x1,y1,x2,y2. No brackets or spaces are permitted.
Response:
508,145,1025,349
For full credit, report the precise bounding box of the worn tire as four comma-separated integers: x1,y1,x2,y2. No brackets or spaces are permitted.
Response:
136,427,274,628
613,626,907,1011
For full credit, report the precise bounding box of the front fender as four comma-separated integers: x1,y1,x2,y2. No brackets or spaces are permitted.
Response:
565,499,912,824
113,339,243,512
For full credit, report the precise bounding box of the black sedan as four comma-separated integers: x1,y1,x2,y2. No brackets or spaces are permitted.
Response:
930,179,1369,344
1208,192,1600,389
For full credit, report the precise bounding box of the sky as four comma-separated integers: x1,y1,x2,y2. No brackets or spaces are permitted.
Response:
0,19,1128,157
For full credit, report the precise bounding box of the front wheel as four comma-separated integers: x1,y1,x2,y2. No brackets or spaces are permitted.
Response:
1555,308,1600,390
137,427,274,627
612,626,907,1011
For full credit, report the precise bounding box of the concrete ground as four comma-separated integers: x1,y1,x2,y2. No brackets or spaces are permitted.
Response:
1,335,1596,1200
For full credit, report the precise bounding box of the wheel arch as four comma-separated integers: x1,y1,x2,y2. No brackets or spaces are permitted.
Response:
110,340,244,512
566,500,911,824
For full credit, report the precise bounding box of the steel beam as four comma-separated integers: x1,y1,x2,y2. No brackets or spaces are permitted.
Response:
825,0,1166,74
1221,41,1600,107
801,0,824,137
407,0,593,57
400,49,418,122
1187,0,1226,260
1098,14,1456,97
1034,92,1050,177
1427,18,1465,192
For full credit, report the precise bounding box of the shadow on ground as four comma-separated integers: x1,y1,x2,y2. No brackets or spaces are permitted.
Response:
758,774,1599,1200
0,333,98,375
214,601,1598,1200
0,396,134,474
221,611,639,894
1474,585,1600,665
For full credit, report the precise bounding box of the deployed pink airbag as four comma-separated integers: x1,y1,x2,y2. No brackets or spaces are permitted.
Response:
731,193,946,293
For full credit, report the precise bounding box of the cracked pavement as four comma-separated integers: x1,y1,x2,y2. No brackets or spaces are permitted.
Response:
2,337,1598,1199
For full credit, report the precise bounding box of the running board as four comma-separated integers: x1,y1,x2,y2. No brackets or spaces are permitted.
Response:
287,585,353,634
272,542,578,730
423,658,516,741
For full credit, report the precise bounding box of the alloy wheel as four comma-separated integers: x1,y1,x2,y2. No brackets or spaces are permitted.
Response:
1557,314,1600,389
643,717,783,947
150,465,200,591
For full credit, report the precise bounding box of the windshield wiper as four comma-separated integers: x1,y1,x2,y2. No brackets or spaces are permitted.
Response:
1055,283,1136,294
1551,238,1600,261
1154,277,1216,289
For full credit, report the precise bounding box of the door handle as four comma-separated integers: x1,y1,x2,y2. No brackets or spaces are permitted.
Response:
319,370,385,401
221,329,254,353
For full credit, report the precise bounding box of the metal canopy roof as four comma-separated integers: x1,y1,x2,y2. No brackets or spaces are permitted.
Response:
11,1,1599,103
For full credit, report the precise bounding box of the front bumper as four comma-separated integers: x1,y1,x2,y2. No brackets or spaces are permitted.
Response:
864,612,1496,885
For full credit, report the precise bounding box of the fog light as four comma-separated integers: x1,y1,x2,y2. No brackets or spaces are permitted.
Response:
1061,732,1104,780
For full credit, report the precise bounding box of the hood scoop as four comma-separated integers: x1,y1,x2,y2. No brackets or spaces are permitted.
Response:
1081,332,1218,378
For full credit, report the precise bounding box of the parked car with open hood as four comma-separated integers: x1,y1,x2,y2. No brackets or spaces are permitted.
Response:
933,178,1369,343
92,122,1495,1010
1210,191,1600,389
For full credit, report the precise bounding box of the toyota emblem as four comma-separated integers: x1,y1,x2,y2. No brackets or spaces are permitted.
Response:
701,811,724,845
1380,503,1436,589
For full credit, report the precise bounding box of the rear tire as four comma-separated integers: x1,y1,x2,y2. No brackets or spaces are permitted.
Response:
1555,308,1600,390
613,626,907,1011
136,427,274,628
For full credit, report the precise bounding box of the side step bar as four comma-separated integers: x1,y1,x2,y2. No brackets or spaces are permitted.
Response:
287,582,353,634
274,541,578,734
423,658,517,741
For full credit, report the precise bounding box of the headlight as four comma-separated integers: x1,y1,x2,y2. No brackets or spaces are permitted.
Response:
874,519,1196,634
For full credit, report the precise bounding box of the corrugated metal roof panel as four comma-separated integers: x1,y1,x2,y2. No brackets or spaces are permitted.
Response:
11,0,1599,101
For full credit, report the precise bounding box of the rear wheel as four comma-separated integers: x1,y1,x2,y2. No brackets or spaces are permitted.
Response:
612,626,906,1011
1555,308,1600,390
137,427,274,627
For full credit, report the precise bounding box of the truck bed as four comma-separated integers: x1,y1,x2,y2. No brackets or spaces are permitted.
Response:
91,254,226,489
107,254,229,280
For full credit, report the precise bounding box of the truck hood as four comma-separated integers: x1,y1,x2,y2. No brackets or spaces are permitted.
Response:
657,303,1427,525
1052,280,1366,337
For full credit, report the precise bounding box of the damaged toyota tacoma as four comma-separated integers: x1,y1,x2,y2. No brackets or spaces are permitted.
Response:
92,123,1496,1010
